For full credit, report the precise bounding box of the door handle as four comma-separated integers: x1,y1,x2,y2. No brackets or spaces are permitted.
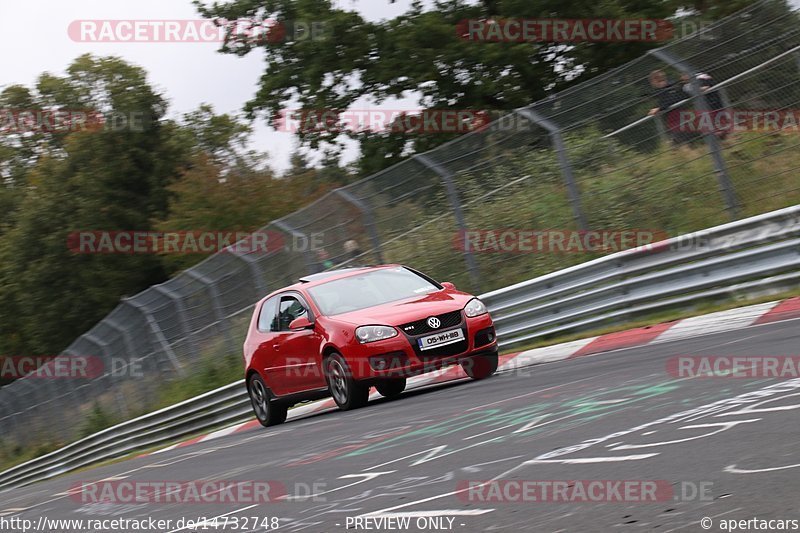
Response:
272,344,280,350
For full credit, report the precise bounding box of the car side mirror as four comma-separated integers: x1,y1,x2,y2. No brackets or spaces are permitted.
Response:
441,281,456,290
289,316,314,331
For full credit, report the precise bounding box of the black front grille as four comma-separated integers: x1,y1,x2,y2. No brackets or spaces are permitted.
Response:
400,310,463,335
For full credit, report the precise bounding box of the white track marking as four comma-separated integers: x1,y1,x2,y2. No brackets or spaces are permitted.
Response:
725,463,800,474
523,454,659,464
652,302,778,344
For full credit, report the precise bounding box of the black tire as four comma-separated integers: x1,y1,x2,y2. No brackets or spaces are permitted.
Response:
324,352,370,410
248,373,288,427
375,378,407,399
461,352,499,380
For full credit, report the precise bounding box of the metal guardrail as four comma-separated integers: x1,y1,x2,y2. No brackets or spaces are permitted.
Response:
0,381,248,491
1,205,798,491
484,204,800,347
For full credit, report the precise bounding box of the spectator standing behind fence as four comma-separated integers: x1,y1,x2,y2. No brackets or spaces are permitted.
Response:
343,239,362,262
647,69,692,145
681,72,728,139
317,249,335,271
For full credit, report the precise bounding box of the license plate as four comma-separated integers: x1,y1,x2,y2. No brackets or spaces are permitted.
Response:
418,328,464,351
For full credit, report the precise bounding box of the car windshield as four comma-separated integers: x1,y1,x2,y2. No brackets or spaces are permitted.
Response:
308,267,440,316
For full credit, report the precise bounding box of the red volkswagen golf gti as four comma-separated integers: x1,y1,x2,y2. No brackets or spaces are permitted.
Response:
243,265,498,426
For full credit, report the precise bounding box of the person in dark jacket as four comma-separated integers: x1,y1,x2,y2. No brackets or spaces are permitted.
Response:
648,69,695,144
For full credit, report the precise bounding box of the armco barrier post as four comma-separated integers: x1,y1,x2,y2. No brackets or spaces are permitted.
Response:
650,49,740,220
413,153,481,293
515,108,589,230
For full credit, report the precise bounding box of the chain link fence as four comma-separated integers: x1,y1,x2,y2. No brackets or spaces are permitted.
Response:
2,0,799,450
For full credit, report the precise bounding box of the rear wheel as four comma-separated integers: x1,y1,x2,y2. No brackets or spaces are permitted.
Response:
375,378,406,399
248,373,288,427
461,352,498,380
324,352,370,410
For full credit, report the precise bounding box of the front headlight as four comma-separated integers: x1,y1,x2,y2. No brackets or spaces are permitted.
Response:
355,325,398,344
464,298,488,318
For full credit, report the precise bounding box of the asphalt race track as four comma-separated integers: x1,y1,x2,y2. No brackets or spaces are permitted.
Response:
3,318,800,533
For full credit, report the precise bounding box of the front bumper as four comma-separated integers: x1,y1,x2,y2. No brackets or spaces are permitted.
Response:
347,312,498,380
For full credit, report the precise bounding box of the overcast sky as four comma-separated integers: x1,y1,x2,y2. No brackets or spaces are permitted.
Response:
2,0,798,171
0,0,427,171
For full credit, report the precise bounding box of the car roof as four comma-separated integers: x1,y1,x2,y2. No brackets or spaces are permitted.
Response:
260,264,402,301
297,267,374,284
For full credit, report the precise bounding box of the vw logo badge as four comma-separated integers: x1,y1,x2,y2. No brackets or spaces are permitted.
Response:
427,317,441,329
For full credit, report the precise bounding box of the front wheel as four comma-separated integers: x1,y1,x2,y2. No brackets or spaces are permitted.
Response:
375,378,406,399
324,352,370,410
248,373,288,427
461,352,498,380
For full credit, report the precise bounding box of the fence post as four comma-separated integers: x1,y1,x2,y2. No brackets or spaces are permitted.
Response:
104,316,160,395
0,396,19,444
152,284,198,353
32,360,73,436
515,108,589,230
121,298,185,377
654,114,670,144
84,333,131,420
183,269,237,350
413,153,481,292
650,48,740,220
271,219,318,275
14,380,43,446
333,188,384,264
63,347,94,404
226,245,270,294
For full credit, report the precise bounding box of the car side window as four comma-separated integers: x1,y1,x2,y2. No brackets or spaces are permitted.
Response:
274,296,309,331
257,296,278,332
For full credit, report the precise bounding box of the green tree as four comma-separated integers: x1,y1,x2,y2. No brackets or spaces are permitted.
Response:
0,55,188,356
194,0,785,176
193,0,683,174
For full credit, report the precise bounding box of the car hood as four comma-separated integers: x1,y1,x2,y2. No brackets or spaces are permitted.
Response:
325,290,474,327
